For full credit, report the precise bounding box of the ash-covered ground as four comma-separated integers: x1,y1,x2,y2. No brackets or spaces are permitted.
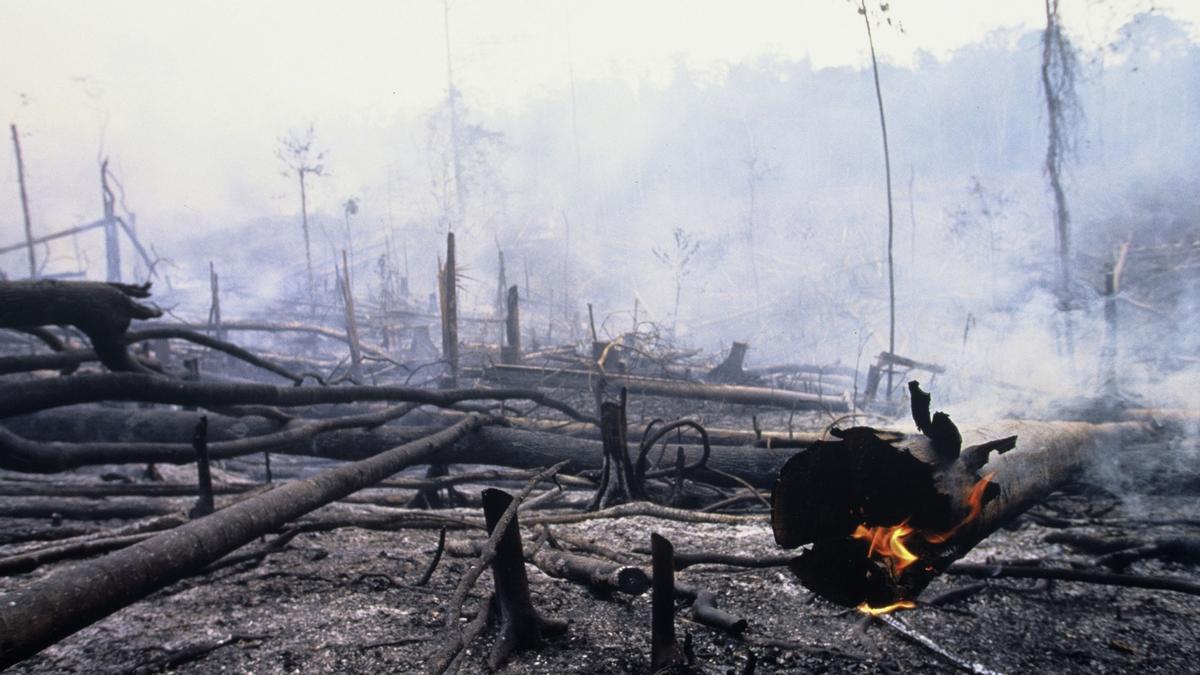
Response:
2,480,1198,674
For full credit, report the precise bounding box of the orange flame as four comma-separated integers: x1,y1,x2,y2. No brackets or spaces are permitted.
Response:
857,600,916,616
848,473,997,617
924,473,995,544
852,521,919,573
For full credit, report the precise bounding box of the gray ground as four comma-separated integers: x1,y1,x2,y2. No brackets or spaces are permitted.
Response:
2,487,1198,674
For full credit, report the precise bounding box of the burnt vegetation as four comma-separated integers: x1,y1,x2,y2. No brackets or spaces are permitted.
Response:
2,3,1200,674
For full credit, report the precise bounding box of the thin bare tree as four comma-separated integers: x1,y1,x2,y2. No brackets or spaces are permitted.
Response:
857,0,898,398
1040,0,1080,358
276,124,327,304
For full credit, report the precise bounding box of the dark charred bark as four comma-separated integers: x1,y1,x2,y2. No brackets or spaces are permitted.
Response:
651,533,686,672
481,488,567,670
1,408,795,488
772,384,1157,609
589,390,643,509
482,363,848,412
0,371,595,424
0,280,162,372
0,414,489,669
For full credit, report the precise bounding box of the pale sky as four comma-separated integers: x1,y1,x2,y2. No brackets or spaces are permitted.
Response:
0,0,1195,229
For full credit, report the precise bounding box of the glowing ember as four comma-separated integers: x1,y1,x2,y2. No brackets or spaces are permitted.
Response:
852,521,919,573
857,600,916,616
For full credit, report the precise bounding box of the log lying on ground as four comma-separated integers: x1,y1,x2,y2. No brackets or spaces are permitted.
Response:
505,416,824,447
2,408,795,488
141,320,393,361
772,411,1157,609
0,414,489,669
0,280,162,372
0,371,596,424
479,363,850,412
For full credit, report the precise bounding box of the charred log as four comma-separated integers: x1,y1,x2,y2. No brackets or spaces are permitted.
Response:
0,280,161,373
0,414,489,668
481,363,849,412
772,382,1156,609
2,408,794,489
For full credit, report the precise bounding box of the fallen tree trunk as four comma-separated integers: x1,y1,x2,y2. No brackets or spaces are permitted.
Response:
0,413,489,669
479,363,849,412
141,319,393,361
773,413,1157,609
2,408,794,488
0,371,595,424
0,280,163,373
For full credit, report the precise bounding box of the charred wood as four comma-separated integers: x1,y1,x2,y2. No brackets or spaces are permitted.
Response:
0,280,161,373
0,414,489,668
481,363,850,412
2,408,793,489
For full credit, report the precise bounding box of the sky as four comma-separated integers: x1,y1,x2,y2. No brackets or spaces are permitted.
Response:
2,0,1196,223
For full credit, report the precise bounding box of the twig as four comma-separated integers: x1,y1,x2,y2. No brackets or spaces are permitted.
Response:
525,501,764,526
876,613,1003,675
416,527,447,586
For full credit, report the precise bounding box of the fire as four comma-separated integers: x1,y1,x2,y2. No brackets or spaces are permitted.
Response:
925,473,995,544
849,473,996,614
857,600,916,616
851,521,919,573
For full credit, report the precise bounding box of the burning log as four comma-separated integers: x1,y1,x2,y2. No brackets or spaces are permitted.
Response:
771,381,1156,612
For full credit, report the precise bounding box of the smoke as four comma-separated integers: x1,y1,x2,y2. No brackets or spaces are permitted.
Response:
1,10,1197,439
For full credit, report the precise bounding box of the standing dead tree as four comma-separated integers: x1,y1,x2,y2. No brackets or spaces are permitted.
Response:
1041,0,1081,356
276,124,327,305
9,124,36,278
857,0,899,400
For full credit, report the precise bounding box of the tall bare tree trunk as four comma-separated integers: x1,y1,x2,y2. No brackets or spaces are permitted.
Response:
443,0,465,225
861,2,897,399
9,125,36,278
1041,0,1077,359
299,171,314,306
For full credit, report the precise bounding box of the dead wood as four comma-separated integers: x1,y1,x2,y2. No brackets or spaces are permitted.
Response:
481,363,850,412
589,390,643,509
0,371,597,424
651,533,688,673
1045,531,1200,569
189,416,214,518
428,465,567,675
483,488,568,669
705,341,748,384
447,534,650,597
141,320,394,361
0,497,178,521
0,414,489,669
945,561,1200,596
0,279,162,372
126,326,314,384
416,527,447,586
0,532,158,576
772,380,1158,609
2,408,793,489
